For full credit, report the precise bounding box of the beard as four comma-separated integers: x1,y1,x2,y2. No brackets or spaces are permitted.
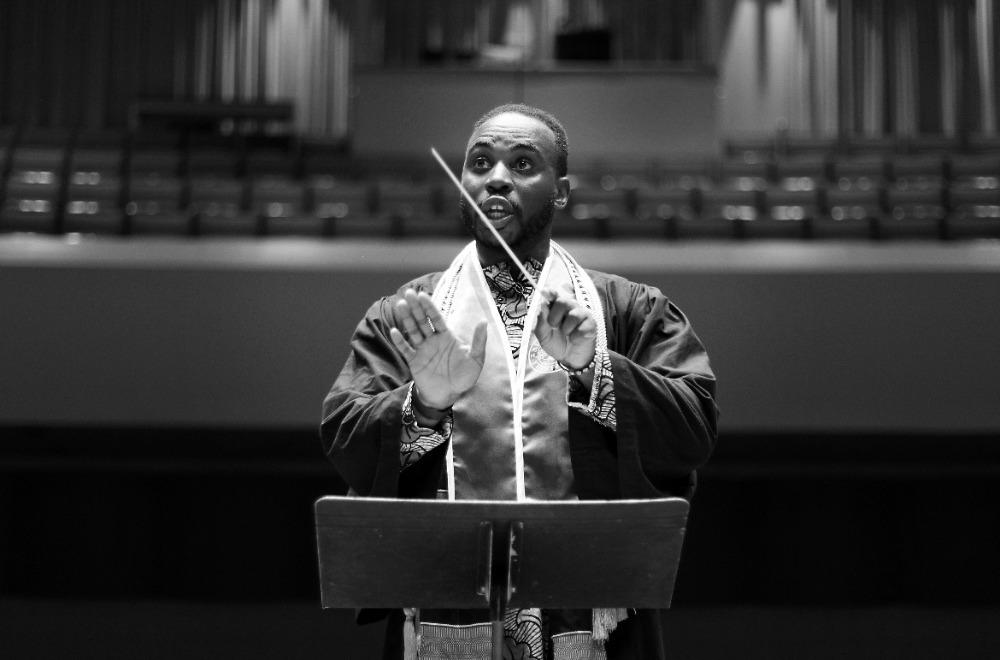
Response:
459,193,556,249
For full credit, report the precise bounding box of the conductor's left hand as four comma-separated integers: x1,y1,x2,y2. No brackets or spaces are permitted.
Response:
534,284,597,371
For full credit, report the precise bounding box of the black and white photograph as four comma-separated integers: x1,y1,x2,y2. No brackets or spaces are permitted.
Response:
2,1,999,658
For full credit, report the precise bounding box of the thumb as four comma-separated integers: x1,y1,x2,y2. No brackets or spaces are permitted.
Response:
469,321,488,362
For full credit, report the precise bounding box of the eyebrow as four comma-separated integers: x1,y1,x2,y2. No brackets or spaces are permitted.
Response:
467,139,543,157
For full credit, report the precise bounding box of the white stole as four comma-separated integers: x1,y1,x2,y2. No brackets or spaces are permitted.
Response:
431,241,607,502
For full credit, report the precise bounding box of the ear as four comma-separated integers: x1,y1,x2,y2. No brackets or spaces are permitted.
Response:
554,176,570,209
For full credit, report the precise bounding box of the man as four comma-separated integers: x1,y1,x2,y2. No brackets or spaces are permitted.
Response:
321,103,718,660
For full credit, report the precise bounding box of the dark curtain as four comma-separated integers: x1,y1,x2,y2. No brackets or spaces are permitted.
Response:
0,0,211,129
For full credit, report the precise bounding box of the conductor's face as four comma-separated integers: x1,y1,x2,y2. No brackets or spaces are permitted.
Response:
460,112,569,259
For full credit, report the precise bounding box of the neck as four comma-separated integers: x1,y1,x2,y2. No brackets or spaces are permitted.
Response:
475,236,550,268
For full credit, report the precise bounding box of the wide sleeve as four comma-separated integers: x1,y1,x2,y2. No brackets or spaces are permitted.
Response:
320,288,444,500
600,276,719,498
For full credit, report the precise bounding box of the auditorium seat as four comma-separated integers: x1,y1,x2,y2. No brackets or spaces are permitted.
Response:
63,133,126,235
189,176,251,234
820,185,882,239
125,175,185,230
674,186,747,239
632,184,695,239
301,142,355,181
808,180,875,239
947,184,1000,239
64,176,124,235
251,176,306,219
899,134,962,154
187,144,241,178
251,176,321,236
375,179,451,237
126,130,186,234
1,176,59,233
715,154,772,192
946,153,1000,236
882,187,946,239
245,146,299,179
821,156,886,238
566,176,637,238
948,153,1000,189
774,153,829,187
879,154,947,238
890,153,945,186
755,184,818,238
966,133,1000,154
309,176,388,237
0,133,69,233
831,154,887,191
844,135,899,156
782,134,839,157
698,187,761,221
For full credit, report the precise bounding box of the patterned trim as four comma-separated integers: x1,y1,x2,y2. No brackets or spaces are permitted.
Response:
567,348,616,430
419,622,493,660
551,242,616,431
400,383,452,470
419,609,546,660
551,632,608,660
435,258,464,319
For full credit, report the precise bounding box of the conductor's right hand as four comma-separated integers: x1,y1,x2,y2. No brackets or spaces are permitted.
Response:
389,288,487,411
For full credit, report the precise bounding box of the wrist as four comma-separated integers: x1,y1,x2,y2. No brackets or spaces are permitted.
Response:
558,353,596,376
412,385,451,425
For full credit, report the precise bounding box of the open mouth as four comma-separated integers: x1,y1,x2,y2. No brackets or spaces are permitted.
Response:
481,196,514,221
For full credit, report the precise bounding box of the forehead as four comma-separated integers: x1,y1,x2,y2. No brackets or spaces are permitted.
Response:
466,112,558,157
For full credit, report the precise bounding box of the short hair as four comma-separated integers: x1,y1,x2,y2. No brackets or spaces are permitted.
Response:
472,103,569,177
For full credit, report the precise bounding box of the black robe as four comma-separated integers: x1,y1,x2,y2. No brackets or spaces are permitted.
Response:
320,267,719,660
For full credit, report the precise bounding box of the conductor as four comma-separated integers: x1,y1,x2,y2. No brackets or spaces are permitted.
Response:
321,103,718,660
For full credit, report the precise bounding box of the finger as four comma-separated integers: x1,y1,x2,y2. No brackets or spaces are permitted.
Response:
546,295,571,328
395,295,429,344
415,291,448,335
469,321,488,364
568,319,597,343
403,289,435,339
559,307,592,337
389,326,416,361
535,300,554,336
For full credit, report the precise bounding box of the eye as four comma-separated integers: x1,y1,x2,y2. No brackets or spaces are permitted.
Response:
470,155,491,171
512,157,533,172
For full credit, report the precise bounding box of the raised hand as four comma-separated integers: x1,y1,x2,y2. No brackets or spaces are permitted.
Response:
534,284,597,371
389,289,487,411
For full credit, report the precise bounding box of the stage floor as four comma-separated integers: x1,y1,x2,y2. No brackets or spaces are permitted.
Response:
3,599,999,659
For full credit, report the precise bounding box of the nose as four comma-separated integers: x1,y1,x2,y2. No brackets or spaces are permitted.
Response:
485,162,513,195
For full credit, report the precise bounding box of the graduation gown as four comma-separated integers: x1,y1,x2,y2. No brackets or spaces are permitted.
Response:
320,267,719,660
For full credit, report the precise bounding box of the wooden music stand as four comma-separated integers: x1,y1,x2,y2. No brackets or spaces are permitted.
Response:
315,496,689,660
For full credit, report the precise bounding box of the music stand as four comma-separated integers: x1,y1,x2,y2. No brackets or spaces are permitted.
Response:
315,496,689,660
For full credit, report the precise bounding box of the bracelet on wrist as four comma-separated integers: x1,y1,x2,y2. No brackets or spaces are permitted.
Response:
558,355,596,376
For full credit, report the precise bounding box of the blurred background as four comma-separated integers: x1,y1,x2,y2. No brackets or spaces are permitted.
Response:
2,0,1000,657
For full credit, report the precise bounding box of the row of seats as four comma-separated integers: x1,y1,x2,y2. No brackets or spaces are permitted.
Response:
722,132,1000,159
2,126,1000,239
